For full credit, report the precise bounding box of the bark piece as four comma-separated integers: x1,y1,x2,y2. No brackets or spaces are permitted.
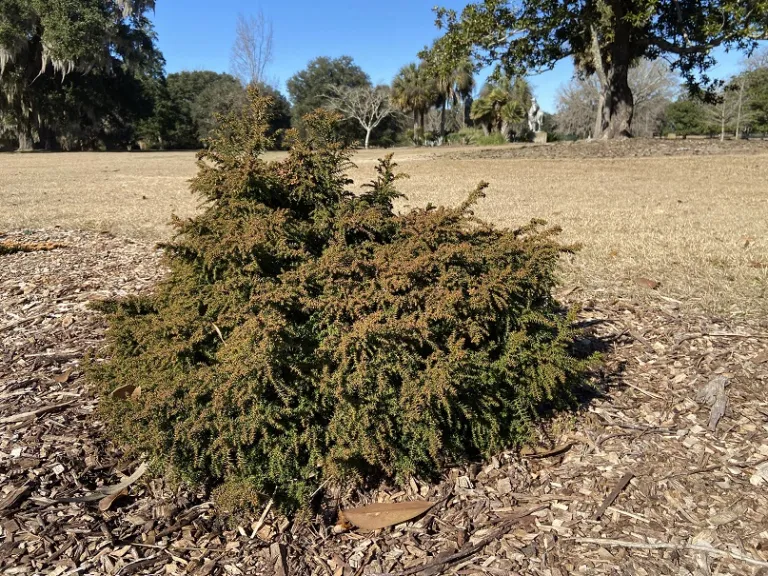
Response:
695,376,729,431
0,400,76,424
0,482,32,514
594,471,634,520
270,543,289,576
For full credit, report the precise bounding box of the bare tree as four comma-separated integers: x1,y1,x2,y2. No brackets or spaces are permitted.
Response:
230,10,274,87
733,75,748,139
326,85,392,149
744,47,768,72
707,88,738,141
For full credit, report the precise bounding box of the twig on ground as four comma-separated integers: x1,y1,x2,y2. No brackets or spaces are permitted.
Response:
0,400,76,424
593,471,634,520
393,504,548,576
251,498,274,538
660,465,721,481
573,537,768,568
705,332,768,340
623,382,663,400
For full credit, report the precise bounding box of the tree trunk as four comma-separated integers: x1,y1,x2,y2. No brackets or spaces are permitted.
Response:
593,92,605,139
364,127,371,149
590,24,607,139
17,121,34,152
464,96,473,127
593,19,633,139
439,100,447,145
735,77,745,139
720,103,726,142
412,110,419,144
600,63,634,139
419,111,426,143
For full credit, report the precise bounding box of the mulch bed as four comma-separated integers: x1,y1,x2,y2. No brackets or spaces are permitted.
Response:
2,229,767,575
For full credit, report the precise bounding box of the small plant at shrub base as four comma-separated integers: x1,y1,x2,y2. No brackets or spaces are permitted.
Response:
89,88,597,513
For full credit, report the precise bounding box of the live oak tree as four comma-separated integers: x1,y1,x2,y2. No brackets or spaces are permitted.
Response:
0,0,159,151
286,56,370,138
556,59,677,138
431,0,768,138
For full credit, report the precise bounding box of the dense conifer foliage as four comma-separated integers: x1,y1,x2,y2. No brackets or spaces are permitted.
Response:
90,89,595,511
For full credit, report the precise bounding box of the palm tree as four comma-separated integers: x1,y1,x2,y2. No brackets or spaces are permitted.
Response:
470,75,532,140
392,63,436,144
433,59,475,144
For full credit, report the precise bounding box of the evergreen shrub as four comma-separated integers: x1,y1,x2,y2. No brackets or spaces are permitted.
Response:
90,89,596,511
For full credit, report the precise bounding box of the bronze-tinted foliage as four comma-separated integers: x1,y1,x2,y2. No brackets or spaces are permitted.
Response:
90,88,596,511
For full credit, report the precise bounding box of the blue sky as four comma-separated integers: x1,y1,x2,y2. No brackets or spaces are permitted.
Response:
153,0,762,112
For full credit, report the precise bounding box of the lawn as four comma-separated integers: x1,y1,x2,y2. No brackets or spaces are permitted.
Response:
2,140,766,316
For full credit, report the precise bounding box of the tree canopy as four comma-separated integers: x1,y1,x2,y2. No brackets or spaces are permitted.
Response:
286,56,370,133
471,75,532,140
432,0,768,138
392,62,438,142
0,0,159,150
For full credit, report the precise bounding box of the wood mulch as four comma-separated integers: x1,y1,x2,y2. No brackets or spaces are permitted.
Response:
2,229,767,575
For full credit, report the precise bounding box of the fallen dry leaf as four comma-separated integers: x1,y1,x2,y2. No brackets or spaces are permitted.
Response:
111,384,137,400
340,500,436,531
633,277,661,290
521,443,573,459
53,370,72,384
57,462,148,503
99,488,128,512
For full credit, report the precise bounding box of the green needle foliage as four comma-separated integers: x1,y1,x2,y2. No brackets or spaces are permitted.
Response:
90,88,596,512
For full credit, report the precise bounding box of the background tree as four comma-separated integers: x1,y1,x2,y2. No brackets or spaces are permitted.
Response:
706,85,739,141
392,62,437,143
287,56,370,140
326,85,392,148
0,0,159,151
556,60,677,139
424,57,475,143
230,10,274,87
136,75,188,149
744,66,768,135
432,0,768,138
159,71,290,149
663,99,709,137
186,74,246,142
735,49,768,136
471,75,532,140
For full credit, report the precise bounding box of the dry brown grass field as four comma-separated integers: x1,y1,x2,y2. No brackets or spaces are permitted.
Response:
1,139,767,316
